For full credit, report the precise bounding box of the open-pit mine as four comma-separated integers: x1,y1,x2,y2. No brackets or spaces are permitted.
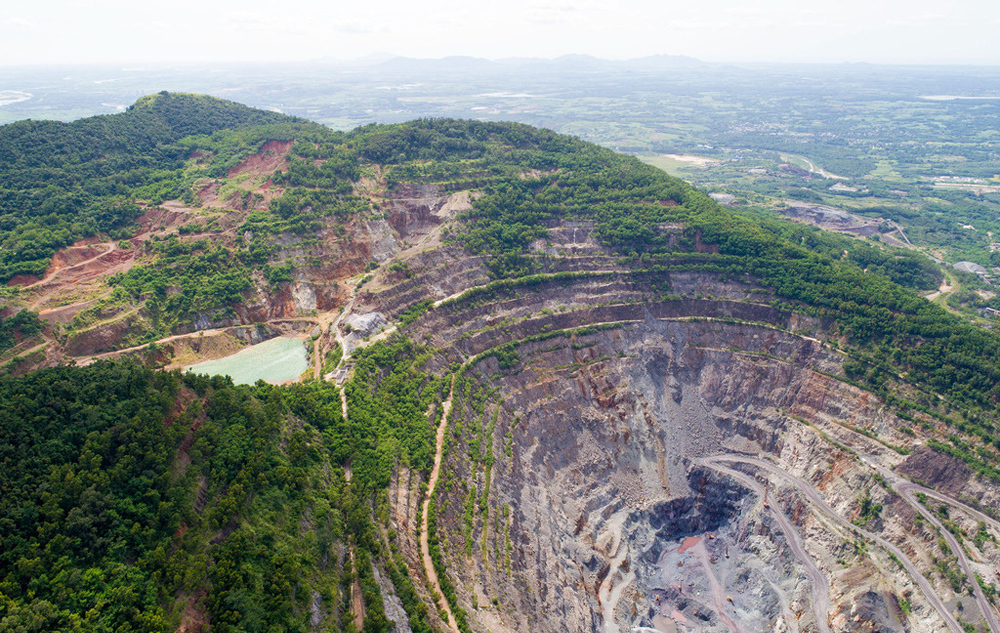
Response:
3,99,1000,633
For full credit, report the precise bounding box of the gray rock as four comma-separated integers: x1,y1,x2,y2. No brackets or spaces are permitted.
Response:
346,312,387,337
954,261,988,275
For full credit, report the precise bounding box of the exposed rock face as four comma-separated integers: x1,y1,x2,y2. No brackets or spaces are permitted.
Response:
343,312,387,353
425,322,810,632
346,312,387,338
409,319,915,632
626,473,799,633
365,218,402,264
291,280,318,313
367,253,991,633
898,447,973,494
386,184,449,238
373,566,413,633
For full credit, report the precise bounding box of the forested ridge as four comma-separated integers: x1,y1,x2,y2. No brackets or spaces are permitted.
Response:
7,95,1000,631
0,93,311,281
0,349,438,633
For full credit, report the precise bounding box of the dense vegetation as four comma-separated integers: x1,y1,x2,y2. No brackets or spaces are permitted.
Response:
343,338,443,491
0,350,444,632
0,309,41,355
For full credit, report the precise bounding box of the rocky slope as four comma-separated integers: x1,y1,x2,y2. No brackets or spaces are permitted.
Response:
377,252,1000,633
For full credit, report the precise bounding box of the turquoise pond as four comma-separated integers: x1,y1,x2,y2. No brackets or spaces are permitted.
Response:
186,336,309,385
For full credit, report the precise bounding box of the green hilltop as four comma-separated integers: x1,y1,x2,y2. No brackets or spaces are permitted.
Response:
0,92,314,281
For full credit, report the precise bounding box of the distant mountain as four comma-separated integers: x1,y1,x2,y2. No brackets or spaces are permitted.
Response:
375,55,500,74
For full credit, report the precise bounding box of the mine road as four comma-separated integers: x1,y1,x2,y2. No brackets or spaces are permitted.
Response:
699,458,830,633
860,457,1000,633
794,407,1000,633
329,278,358,418
420,378,459,632
700,454,965,633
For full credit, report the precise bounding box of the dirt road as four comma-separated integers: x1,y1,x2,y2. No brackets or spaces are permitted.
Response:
420,379,459,632
701,455,964,633
860,457,1000,633
700,458,830,633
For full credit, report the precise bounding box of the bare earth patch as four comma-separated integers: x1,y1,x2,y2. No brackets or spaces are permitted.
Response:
227,139,293,179
661,154,719,167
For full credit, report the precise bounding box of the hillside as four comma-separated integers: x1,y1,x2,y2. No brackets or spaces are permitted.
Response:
3,95,1000,633
0,92,316,282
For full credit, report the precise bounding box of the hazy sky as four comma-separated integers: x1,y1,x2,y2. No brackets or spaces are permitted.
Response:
2,0,999,66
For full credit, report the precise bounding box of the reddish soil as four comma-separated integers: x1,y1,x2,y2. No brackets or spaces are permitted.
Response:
177,589,209,633
136,205,190,233
677,535,702,554
38,300,97,325
31,247,134,293
259,185,284,207
7,274,40,287
75,234,112,247
11,154,373,365
198,181,220,206
26,204,200,312
197,140,290,210
227,139,293,179
48,245,109,272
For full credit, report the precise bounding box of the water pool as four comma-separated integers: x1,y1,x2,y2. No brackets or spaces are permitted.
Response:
186,336,309,385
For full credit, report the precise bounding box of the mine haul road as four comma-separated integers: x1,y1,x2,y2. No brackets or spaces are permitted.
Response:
859,456,1000,633
699,458,831,633
700,455,966,633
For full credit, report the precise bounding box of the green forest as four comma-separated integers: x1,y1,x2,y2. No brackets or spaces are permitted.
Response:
0,93,314,282
0,347,440,632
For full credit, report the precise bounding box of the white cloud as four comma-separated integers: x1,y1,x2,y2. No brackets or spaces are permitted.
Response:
888,12,952,27
329,20,386,35
2,17,35,29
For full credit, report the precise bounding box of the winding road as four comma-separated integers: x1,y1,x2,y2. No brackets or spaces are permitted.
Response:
780,394,1000,633
700,455,965,633
898,481,1000,536
698,458,830,633
25,241,118,291
420,379,459,632
860,457,1000,633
